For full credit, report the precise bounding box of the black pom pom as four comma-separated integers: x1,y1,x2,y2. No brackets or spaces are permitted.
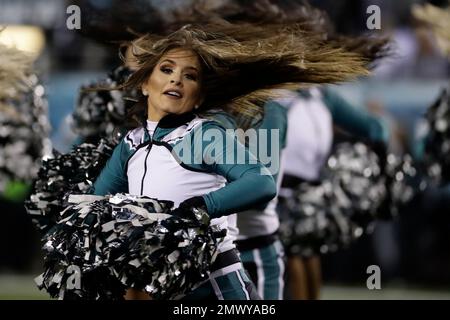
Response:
279,142,386,257
25,139,115,234
35,194,225,300
1,74,51,196
70,66,139,144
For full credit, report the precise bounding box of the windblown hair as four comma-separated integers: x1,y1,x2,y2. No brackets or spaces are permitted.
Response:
123,22,369,128
168,0,392,69
412,2,450,58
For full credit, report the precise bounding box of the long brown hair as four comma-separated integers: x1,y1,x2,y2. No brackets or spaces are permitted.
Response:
122,22,369,129
184,0,392,69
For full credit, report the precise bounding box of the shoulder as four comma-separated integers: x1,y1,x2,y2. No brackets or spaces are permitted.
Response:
177,117,230,149
203,110,238,130
187,116,228,134
163,116,211,145
123,127,145,150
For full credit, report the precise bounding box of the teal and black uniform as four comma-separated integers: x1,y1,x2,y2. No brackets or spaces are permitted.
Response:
211,103,288,300
92,112,277,300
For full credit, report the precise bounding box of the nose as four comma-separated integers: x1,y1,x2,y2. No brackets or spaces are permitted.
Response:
170,73,182,86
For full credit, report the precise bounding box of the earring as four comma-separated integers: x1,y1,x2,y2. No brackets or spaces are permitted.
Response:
194,104,200,110
142,89,148,96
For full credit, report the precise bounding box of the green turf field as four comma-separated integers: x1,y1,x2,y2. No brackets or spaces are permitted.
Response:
1,274,449,300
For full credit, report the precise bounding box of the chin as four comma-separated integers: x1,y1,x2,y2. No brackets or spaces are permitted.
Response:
165,105,191,115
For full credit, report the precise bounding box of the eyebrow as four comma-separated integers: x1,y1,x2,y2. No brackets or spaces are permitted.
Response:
160,59,199,72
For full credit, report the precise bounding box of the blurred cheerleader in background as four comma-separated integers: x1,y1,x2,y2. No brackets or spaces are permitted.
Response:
0,38,51,271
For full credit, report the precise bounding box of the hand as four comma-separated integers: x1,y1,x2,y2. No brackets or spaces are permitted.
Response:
170,196,207,220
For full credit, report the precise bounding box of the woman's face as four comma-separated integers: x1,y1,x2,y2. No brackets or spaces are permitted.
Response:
142,48,203,121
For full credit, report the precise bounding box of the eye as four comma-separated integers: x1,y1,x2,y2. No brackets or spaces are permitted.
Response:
185,73,197,81
160,67,172,74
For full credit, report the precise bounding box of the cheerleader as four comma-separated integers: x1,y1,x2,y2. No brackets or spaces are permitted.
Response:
279,87,389,300
90,22,369,300
0,41,51,271
276,88,332,300
234,100,288,300
92,47,273,301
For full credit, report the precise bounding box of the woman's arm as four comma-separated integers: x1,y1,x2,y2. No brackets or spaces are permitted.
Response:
322,88,389,144
204,163,277,218
90,138,130,195
190,122,277,218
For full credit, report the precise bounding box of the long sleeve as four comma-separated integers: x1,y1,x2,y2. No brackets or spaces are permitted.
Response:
257,101,288,183
90,138,130,195
190,122,277,218
322,88,390,144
